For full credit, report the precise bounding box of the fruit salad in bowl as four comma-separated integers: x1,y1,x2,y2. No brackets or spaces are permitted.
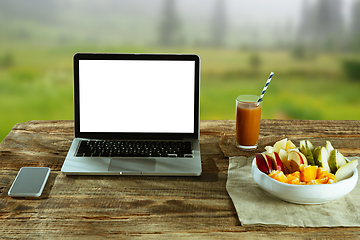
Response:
252,138,358,204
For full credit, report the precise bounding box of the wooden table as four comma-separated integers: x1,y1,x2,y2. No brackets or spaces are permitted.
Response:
1,119,360,239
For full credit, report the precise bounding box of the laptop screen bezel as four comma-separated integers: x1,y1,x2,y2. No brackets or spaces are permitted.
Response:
73,53,200,140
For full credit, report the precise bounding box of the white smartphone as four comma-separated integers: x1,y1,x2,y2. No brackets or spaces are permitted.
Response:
8,167,51,197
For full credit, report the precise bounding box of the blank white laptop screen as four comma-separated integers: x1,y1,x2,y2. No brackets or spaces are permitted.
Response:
79,60,195,133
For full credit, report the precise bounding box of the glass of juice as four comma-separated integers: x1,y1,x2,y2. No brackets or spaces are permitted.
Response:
235,95,262,151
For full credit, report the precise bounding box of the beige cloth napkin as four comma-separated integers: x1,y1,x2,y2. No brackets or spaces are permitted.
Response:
226,156,360,227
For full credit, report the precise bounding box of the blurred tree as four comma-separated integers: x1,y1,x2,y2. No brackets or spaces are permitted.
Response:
296,0,345,53
210,0,227,47
298,0,315,44
158,0,181,46
342,59,360,81
249,52,261,73
350,0,360,51
343,0,360,81
314,0,344,51
0,52,14,68
294,0,317,59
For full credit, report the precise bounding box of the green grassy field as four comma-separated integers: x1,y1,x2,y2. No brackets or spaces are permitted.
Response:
1,45,360,142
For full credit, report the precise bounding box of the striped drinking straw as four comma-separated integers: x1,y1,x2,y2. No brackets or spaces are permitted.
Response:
257,72,274,106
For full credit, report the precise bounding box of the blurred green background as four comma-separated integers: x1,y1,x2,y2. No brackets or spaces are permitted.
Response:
1,0,360,142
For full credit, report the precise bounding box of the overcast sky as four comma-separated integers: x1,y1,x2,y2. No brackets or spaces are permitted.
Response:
1,0,356,46
178,0,355,27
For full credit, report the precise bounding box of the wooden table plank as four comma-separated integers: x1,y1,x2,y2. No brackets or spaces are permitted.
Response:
217,119,360,157
1,119,360,239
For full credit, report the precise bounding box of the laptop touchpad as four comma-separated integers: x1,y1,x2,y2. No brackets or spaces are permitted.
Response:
108,158,156,172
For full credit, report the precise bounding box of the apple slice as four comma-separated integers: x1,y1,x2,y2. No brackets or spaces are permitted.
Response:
335,159,358,181
279,149,291,174
255,153,270,174
298,152,308,165
265,152,284,172
287,148,299,153
287,151,307,172
285,140,297,150
278,149,288,162
263,153,274,173
273,152,284,172
288,151,302,172
274,138,287,152
265,146,277,154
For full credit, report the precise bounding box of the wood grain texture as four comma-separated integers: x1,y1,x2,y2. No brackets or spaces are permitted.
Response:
1,119,360,239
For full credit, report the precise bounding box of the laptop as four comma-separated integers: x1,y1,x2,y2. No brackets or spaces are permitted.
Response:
61,53,202,176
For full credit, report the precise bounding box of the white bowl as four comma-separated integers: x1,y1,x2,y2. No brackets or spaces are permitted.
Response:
251,158,358,204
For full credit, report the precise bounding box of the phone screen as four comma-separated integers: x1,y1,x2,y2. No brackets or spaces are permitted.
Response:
8,167,51,197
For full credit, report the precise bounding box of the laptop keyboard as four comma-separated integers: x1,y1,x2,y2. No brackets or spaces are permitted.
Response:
75,140,193,158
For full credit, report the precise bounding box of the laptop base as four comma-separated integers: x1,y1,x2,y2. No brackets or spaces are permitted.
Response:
61,138,201,176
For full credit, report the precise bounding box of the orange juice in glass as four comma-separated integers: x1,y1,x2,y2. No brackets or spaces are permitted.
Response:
235,95,262,151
